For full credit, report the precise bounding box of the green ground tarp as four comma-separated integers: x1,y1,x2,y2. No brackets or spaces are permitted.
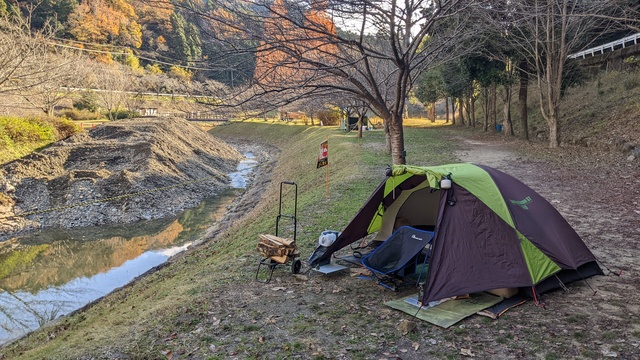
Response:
385,292,503,328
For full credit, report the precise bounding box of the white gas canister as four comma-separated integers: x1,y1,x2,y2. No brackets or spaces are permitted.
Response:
318,230,341,247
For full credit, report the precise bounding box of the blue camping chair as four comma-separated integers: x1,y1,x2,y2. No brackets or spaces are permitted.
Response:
362,226,435,291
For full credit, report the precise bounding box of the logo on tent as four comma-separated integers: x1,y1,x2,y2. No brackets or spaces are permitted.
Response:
411,235,423,241
510,196,533,210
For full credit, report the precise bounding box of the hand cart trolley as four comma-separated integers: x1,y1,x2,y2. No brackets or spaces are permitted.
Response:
255,181,302,283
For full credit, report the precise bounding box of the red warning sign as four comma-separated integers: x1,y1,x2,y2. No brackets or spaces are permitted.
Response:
317,140,328,168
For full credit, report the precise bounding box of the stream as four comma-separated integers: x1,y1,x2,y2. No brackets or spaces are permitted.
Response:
0,152,258,345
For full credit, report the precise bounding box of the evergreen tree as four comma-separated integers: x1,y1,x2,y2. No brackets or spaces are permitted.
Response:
170,11,202,65
26,0,78,30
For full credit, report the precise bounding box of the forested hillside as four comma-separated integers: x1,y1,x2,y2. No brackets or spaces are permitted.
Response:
2,0,254,85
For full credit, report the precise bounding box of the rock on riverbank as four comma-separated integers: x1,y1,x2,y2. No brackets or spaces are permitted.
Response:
0,118,242,240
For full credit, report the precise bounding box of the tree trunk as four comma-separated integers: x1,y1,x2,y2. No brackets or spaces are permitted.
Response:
548,114,559,148
430,103,436,122
451,99,456,125
458,98,465,125
357,115,363,139
404,102,409,120
389,112,406,164
465,95,472,127
470,92,477,128
491,83,497,131
483,87,489,132
518,61,529,140
384,119,392,154
501,85,514,136
445,97,450,123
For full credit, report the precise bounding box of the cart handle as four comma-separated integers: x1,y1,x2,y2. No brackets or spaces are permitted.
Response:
276,181,297,241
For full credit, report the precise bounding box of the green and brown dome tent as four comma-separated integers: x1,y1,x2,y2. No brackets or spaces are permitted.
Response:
310,163,603,303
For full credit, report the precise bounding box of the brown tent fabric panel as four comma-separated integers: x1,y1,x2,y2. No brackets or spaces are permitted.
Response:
423,185,534,303
313,175,426,265
316,179,386,263
476,165,597,269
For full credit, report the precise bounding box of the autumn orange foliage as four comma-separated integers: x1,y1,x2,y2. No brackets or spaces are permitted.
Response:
254,0,338,86
68,0,143,48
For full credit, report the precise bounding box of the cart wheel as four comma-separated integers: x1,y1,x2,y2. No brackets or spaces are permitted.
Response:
291,259,302,274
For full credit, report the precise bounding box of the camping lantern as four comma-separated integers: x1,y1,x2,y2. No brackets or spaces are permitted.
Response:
440,175,452,189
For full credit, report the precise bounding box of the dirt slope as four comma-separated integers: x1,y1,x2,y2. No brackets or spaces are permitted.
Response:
0,118,242,240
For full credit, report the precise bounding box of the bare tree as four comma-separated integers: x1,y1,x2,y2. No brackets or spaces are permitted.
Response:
504,0,623,148
354,100,370,139
0,13,56,95
84,63,130,121
297,95,336,126
18,50,82,116
186,0,485,164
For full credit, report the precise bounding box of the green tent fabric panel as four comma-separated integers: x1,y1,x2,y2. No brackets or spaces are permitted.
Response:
518,232,561,283
392,164,454,188
393,164,515,228
367,203,384,234
383,172,413,197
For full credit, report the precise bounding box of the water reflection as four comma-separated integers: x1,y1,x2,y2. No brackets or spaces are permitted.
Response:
0,152,256,345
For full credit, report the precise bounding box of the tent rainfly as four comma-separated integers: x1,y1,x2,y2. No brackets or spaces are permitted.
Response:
310,164,603,304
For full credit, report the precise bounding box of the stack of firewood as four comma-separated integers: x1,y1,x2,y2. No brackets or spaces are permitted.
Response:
256,234,299,263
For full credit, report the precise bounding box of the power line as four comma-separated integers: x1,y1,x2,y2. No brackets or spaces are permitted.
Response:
61,87,218,99
49,42,228,71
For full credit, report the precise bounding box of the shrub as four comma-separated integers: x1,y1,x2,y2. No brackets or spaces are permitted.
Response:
0,116,56,143
0,116,83,164
50,118,81,138
74,93,100,112
317,109,341,125
0,129,13,148
59,108,102,121
146,64,163,75
169,65,193,82
106,110,140,120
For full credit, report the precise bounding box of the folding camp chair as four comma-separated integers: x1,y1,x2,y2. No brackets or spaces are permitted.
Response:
361,226,435,291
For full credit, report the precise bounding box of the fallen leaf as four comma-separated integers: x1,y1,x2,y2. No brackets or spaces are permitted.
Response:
460,348,475,357
259,337,265,343
413,342,420,351
271,287,286,291
161,350,173,359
